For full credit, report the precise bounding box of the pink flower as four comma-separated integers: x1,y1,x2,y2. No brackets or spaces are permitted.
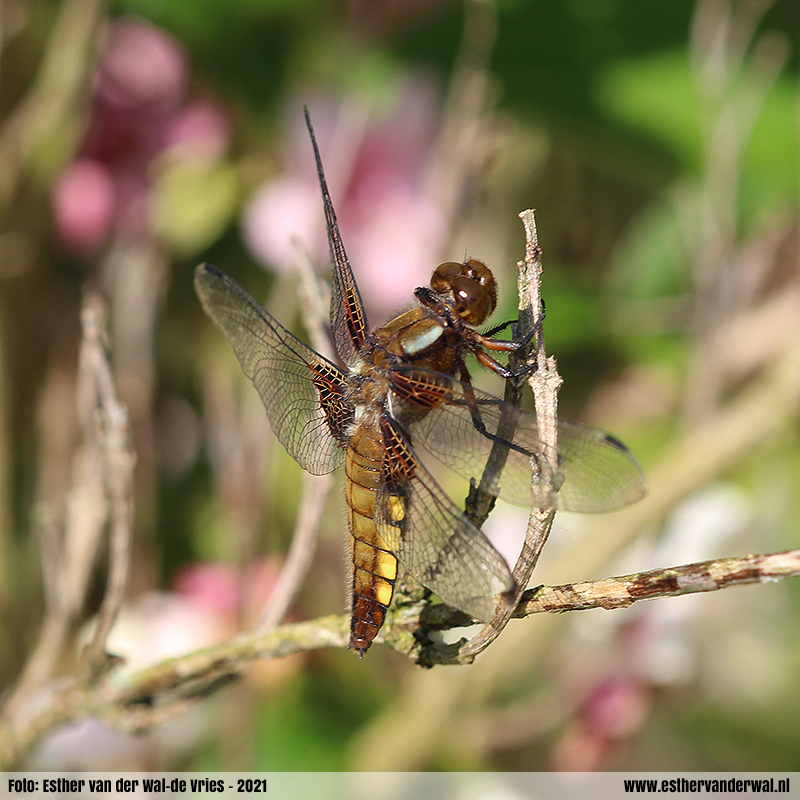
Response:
52,17,230,252
553,675,651,771
242,175,322,272
52,159,115,252
95,17,187,111
173,559,283,625
161,101,232,162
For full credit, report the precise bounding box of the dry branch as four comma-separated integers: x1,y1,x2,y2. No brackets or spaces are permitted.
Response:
514,548,800,614
3,546,797,767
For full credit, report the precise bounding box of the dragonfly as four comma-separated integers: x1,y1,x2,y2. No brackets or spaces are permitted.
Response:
195,109,646,656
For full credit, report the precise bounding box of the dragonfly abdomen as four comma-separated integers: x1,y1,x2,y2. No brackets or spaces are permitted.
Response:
345,424,400,655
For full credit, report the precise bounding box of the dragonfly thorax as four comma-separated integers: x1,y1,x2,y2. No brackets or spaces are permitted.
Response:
370,307,460,377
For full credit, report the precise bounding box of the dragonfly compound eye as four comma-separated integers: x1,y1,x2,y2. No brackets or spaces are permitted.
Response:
430,261,463,294
452,275,495,325
432,259,497,326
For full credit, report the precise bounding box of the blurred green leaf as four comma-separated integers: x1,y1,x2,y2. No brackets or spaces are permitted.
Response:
152,160,239,257
597,51,703,172
740,77,799,223
598,50,799,228
608,198,688,299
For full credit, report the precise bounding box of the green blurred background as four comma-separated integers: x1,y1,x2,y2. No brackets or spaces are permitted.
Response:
1,0,799,772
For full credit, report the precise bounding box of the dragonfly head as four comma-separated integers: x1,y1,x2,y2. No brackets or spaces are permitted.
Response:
430,258,497,327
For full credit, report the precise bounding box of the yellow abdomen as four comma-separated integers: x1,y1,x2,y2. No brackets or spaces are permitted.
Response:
345,423,399,655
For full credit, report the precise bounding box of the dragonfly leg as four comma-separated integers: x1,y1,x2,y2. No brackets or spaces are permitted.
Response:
458,363,536,459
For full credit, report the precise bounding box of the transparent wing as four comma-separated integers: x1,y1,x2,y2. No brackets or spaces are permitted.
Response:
376,415,514,622
304,108,369,368
390,368,646,512
195,263,349,475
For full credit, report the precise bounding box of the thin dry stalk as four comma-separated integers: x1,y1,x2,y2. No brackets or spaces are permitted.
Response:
460,209,560,660
682,0,790,425
80,294,135,680
2,291,133,720
255,472,332,631
425,0,498,246
255,243,334,632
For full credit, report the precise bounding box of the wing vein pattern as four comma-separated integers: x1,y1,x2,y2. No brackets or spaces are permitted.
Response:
195,263,348,475
376,415,513,622
390,368,646,512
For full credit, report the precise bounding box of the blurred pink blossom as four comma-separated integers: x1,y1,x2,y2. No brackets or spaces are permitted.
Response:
242,86,447,321
242,176,321,271
174,558,283,626
105,591,229,672
553,675,651,771
52,159,115,251
162,100,232,161
95,17,187,111
579,675,651,740
52,17,230,253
